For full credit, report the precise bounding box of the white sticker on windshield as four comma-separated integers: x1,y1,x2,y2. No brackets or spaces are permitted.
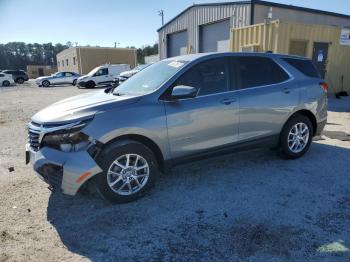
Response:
168,61,184,68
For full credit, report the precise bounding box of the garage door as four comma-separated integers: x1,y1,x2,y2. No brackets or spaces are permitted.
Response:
199,19,230,53
167,30,188,58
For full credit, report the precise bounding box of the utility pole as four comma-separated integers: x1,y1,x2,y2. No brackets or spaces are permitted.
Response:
158,10,164,26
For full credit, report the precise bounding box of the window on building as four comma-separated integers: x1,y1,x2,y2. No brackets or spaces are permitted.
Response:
289,40,308,57
73,57,76,65
282,58,320,78
234,57,289,89
62,60,64,67
58,61,60,67
66,59,69,66
174,58,229,96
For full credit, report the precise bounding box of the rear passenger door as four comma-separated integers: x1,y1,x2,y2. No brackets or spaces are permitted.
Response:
164,57,239,159
232,56,299,142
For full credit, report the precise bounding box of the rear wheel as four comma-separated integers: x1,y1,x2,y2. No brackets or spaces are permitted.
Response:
279,115,313,159
42,80,50,87
2,80,10,87
94,141,158,203
16,78,24,84
72,79,77,86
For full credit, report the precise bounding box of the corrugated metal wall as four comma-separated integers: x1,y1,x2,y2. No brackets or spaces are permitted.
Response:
158,4,251,59
230,20,350,94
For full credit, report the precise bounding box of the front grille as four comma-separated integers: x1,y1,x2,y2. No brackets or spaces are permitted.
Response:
28,122,41,151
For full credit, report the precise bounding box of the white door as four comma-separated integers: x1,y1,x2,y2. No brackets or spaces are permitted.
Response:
93,68,110,84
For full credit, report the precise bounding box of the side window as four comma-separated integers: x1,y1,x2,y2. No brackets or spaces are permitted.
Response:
235,57,289,89
282,58,320,78
65,72,73,77
95,68,108,76
0,74,4,77
175,58,229,96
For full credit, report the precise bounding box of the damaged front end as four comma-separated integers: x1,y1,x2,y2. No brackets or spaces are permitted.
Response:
26,118,103,195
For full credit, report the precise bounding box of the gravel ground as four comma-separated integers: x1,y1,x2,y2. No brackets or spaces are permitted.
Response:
0,81,350,261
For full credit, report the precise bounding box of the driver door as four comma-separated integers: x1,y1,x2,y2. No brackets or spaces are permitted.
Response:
94,68,109,84
164,57,239,159
51,72,64,84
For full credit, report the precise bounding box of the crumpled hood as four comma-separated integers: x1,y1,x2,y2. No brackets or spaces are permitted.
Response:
32,90,140,124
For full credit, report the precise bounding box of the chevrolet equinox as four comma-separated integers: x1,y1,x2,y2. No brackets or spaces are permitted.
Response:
26,53,328,203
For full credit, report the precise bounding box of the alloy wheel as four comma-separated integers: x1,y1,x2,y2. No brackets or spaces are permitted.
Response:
288,122,310,153
107,154,149,196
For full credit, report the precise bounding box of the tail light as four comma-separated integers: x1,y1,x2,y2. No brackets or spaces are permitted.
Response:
319,82,328,93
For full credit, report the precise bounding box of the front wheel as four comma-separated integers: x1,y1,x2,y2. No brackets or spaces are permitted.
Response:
279,115,313,159
42,80,50,87
94,141,159,203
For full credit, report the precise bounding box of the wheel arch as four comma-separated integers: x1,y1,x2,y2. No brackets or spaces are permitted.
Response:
99,134,165,172
285,109,317,136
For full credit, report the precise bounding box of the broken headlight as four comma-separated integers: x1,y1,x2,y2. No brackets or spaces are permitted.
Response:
42,119,93,152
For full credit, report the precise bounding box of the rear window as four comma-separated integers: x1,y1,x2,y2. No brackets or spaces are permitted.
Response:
282,58,320,78
235,57,290,89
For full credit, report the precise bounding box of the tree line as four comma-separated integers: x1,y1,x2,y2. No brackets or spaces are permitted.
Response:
0,42,159,71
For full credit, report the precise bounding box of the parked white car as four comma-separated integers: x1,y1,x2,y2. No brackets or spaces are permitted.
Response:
118,64,151,82
77,64,130,88
36,72,81,87
0,72,15,87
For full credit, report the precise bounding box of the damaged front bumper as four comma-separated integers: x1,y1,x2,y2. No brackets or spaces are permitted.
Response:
26,144,102,195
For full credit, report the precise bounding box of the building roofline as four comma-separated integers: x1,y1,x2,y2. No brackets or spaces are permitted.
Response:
56,46,137,56
255,0,350,20
157,1,251,32
157,0,350,32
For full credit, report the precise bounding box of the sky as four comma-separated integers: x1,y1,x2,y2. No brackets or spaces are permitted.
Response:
0,0,350,48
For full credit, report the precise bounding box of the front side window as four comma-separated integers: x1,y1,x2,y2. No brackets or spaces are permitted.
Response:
174,58,229,96
235,57,289,89
55,72,64,77
94,68,108,76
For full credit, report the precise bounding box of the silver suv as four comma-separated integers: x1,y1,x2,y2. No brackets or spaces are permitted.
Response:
26,53,328,203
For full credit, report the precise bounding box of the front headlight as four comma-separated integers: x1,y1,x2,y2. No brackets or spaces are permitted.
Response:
42,119,93,152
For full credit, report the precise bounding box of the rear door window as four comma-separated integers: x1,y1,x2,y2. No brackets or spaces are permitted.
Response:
175,57,229,96
234,57,290,89
282,58,320,78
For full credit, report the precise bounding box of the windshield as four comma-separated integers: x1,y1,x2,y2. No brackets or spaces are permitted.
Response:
114,59,188,96
87,67,101,76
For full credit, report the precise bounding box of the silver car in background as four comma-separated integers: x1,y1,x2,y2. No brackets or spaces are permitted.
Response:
26,53,327,203
36,71,80,87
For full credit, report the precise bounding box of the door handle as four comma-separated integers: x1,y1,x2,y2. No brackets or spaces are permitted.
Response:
282,88,291,94
221,98,237,105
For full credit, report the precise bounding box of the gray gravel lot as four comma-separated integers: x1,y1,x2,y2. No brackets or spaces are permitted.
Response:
0,80,350,261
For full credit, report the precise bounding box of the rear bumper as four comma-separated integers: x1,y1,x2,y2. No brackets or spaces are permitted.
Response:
315,119,327,136
26,144,102,195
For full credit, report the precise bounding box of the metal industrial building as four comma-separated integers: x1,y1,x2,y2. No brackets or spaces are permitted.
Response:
158,0,350,59
56,47,137,74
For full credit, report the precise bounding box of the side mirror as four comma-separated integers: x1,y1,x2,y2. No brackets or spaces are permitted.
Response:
171,85,198,100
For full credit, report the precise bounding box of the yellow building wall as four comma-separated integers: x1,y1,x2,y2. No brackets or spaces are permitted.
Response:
57,47,137,75
230,20,350,94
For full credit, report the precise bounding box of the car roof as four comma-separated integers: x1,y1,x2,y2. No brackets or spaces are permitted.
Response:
166,52,310,62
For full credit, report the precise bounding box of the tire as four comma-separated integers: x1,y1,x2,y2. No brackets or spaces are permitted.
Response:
94,140,159,203
2,80,10,87
16,78,24,84
279,115,313,159
86,81,95,89
42,80,50,87
72,79,77,86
